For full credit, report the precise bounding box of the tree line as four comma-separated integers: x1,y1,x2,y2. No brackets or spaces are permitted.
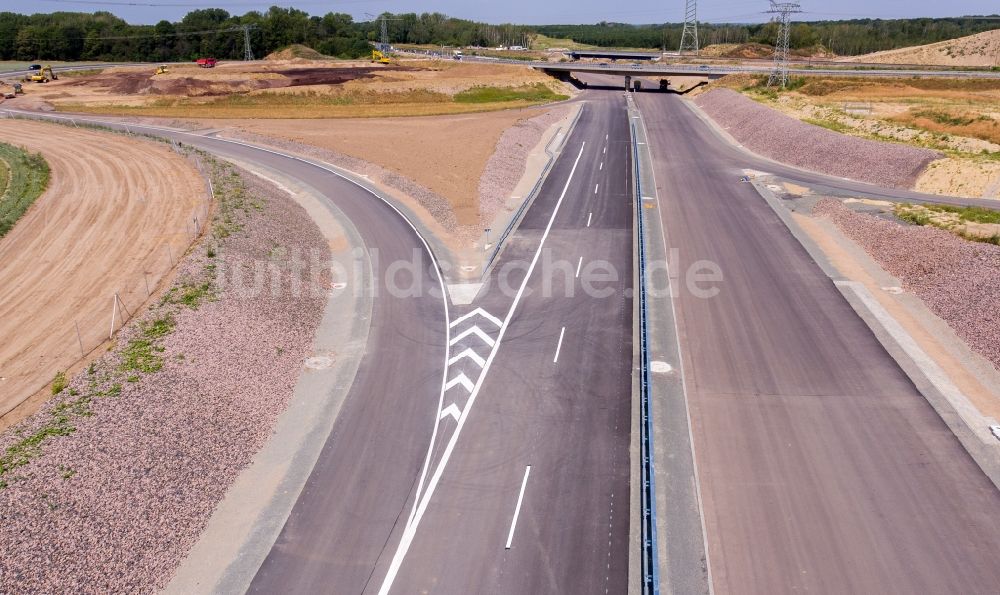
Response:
536,17,1000,55
0,9,997,62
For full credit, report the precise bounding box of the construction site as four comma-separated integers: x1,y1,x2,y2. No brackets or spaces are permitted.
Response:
1,3,1000,594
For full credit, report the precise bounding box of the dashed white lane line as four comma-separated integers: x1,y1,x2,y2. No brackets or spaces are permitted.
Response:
576,257,583,278
603,146,607,155
594,183,599,194
600,161,603,170
378,142,587,595
587,212,593,227
506,465,532,549
553,327,566,363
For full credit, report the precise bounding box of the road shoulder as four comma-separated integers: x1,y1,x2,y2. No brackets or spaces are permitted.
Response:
750,181,1000,488
164,161,374,594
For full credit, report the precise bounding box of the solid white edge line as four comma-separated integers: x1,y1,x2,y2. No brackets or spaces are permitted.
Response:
553,327,566,363
576,256,583,278
377,141,587,595
5,109,457,536
505,465,532,549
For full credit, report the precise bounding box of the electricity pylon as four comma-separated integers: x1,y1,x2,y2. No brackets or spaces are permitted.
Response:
766,1,802,87
678,0,699,55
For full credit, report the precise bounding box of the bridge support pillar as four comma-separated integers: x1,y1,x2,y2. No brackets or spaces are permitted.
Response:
625,75,631,91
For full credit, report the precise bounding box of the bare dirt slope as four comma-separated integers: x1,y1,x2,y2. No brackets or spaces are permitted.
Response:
213,107,549,225
842,29,1000,66
0,121,204,422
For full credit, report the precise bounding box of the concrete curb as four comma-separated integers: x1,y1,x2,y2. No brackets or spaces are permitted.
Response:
751,181,1000,489
480,102,584,279
164,162,374,594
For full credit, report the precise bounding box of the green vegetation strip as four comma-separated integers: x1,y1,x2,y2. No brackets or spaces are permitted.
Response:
895,202,1000,246
454,83,568,104
0,142,50,238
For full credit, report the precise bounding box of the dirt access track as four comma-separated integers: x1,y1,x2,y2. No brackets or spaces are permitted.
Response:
0,120,204,425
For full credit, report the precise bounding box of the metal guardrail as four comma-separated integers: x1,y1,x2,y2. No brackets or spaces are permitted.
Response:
631,115,660,594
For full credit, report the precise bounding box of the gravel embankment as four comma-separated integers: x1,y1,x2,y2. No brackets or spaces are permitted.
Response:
695,88,940,188
815,199,1000,369
0,165,329,592
478,107,567,224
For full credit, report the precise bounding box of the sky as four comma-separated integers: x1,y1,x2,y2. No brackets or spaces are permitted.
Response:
0,0,998,26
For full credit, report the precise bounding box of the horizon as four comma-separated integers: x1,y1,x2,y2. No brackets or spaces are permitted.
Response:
0,0,998,26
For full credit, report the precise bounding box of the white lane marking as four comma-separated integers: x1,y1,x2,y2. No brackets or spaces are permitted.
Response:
600,162,603,170
448,348,486,368
439,403,462,422
553,327,566,363
445,373,474,393
449,307,502,328
603,146,607,154
15,109,460,537
605,134,608,140
576,257,583,278
379,142,587,595
594,183,599,194
449,326,495,347
587,212,593,227
505,465,532,549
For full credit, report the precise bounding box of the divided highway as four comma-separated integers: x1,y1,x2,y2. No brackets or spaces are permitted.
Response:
632,89,1000,592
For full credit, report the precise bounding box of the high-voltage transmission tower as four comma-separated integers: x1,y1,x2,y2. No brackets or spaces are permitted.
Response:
241,24,256,61
766,1,801,87
678,0,699,55
365,13,398,52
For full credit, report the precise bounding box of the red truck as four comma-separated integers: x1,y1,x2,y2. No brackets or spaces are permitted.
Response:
196,57,217,68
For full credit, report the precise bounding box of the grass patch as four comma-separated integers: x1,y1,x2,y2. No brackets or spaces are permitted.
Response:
0,142,50,238
119,314,175,375
455,83,567,103
51,371,68,395
802,117,852,133
895,202,1000,245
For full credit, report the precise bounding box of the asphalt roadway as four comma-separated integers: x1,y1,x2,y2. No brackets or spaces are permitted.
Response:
632,87,1000,593
376,88,634,593
1,96,635,592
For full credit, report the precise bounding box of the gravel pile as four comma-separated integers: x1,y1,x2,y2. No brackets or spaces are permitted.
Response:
815,199,1000,369
695,88,940,188
0,166,329,592
222,130,479,244
478,107,567,224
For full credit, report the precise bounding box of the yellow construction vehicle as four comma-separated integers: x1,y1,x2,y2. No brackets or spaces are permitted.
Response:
28,65,57,83
155,65,170,75
371,49,391,64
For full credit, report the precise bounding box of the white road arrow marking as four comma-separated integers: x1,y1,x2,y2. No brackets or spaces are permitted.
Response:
448,348,486,368
439,403,462,422
449,326,496,347
449,307,502,328
445,373,474,393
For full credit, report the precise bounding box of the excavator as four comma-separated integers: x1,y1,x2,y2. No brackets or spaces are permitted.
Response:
154,65,170,75
371,49,391,64
27,65,57,83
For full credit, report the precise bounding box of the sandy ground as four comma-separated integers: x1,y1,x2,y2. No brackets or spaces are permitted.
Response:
209,107,551,226
8,60,560,114
794,211,1000,422
841,29,1000,66
0,121,204,424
